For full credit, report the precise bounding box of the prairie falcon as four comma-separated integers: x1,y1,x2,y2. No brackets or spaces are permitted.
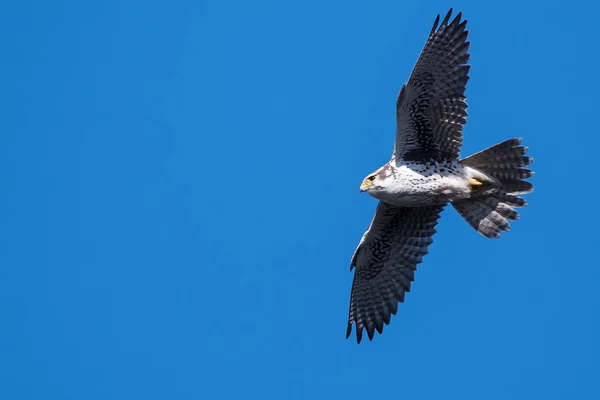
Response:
347,9,534,343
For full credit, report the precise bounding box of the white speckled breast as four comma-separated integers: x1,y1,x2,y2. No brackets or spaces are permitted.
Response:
372,160,473,207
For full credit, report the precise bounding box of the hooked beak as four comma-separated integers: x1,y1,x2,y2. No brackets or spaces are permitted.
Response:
360,181,370,192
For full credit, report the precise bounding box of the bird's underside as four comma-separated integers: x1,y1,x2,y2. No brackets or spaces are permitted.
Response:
347,9,534,343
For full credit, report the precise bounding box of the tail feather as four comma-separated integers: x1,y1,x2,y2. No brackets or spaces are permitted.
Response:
496,192,527,208
479,195,519,220
501,180,533,195
454,138,534,238
474,167,534,181
454,197,509,238
461,138,527,165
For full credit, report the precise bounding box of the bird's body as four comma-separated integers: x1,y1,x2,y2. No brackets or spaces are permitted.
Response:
346,9,534,343
364,160,478,207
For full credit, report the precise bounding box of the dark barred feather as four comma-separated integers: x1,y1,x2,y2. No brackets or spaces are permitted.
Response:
395,9,471,162
455,138,534,238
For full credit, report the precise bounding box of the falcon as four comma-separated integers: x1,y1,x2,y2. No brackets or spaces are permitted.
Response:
347,9,534,343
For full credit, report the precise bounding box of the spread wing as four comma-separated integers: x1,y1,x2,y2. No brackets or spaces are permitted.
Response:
394,9,470,162
347,202,445,343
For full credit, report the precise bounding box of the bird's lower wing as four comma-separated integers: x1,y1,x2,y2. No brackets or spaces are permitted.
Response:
348,202,445,343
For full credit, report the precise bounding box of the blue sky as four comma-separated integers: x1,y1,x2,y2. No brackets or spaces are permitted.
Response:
1,0,599,399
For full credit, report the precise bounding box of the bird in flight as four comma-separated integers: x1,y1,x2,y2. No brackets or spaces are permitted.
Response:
347,9,534,343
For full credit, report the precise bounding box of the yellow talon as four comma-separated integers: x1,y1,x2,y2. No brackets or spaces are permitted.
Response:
469,178,483,188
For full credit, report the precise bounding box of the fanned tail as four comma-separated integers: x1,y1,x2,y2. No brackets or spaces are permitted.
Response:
454,138,534,238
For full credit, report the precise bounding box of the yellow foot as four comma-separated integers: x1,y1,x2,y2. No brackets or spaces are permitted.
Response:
469,178,484,190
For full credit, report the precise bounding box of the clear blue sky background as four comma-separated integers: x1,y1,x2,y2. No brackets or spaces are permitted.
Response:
2,0,599,399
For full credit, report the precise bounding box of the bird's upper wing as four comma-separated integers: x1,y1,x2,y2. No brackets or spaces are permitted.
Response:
347,202,445,343
394,9,470,162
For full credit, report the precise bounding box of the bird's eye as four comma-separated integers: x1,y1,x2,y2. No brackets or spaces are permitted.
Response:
367,175,376,182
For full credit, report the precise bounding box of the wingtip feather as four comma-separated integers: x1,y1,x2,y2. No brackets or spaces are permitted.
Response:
441,8,453,27
430,14,441,35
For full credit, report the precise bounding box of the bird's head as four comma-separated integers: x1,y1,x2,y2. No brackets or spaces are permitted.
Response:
360,173,378,193
360,165,393,194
